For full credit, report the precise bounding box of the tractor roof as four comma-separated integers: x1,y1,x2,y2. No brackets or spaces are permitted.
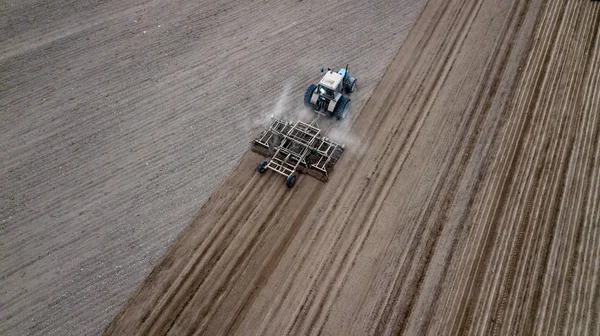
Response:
319,71,343,90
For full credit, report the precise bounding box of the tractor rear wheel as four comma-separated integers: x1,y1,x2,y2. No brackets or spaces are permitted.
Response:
333,96,350,120
304,84,318,110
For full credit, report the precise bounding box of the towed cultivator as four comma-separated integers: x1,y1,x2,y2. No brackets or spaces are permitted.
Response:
251,117,345,188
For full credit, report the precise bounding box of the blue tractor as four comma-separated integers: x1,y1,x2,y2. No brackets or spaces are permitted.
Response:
304,65,357,120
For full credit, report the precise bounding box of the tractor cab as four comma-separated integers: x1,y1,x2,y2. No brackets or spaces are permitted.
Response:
318,70,344,94
304,65,357,120
317,84,334,100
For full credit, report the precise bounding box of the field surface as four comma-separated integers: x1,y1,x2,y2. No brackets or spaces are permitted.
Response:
0,0,425,334
3,0,600,335
106,0,600,335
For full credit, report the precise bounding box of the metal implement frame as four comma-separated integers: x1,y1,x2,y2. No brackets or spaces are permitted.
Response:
252,116,345,184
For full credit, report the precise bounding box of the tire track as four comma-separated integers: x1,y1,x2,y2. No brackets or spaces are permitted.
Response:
221,183,326,336
139,174,280,335
106,167,266,329
404,0,535,333
441,0,562,333
249,2,463,334
500,5,592,334
545,9,600,334
283,1,488,334
580,26,600,335
102,0,600,334
514,6,598,334
108,170,274,334
366,0,528,334
173,177,307,335
318,0,524,334
429,0,544,329
307,0,493,333
490,2,585,334
438,0,600,334
474,1,574,331
233,4,448,329
530,7,598,335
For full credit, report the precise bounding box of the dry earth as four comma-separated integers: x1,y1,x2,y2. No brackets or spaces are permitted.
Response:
106,0,600,335
0,0,426,334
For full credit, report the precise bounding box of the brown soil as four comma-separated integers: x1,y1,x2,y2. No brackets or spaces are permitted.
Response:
5,0,600,335
105,0,600,335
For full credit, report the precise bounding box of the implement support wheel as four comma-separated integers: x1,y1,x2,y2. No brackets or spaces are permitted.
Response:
257,160,268,174
286,173,296,188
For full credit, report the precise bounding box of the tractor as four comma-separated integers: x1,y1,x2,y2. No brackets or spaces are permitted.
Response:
304,65,357,120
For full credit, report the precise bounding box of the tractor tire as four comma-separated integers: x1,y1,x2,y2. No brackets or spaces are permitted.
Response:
257,160,268,173
286,173,296,188
304,84,318,109
333,96,350,120
345,77,356,94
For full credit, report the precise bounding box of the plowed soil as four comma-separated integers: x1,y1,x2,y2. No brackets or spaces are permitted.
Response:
4,0,600,335
105,0,600,335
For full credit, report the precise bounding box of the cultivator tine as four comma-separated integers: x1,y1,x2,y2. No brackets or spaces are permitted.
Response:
253,116,346,187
